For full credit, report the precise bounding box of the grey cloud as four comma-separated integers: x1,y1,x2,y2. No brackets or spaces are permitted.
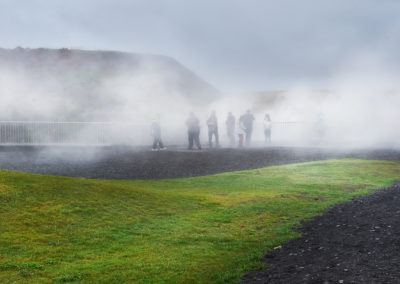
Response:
1,0,400,90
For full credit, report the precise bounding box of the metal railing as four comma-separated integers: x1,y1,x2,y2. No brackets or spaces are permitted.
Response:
0,121,139,145
0,120,309,146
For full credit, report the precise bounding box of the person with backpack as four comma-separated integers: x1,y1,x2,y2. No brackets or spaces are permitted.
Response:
186,112,202,150
242,110,255,146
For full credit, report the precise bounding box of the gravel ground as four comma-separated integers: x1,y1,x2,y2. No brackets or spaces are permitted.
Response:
242,182,400,284
0,146,399,179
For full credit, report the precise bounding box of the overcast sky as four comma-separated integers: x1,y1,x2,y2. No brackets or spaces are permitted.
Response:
1,0,400,91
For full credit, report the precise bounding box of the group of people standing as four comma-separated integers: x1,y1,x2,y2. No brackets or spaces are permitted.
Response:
151,111,272,150
225,111,271,147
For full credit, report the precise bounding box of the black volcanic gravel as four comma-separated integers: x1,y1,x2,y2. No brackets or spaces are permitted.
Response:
242,183,400,284
0,146,399,179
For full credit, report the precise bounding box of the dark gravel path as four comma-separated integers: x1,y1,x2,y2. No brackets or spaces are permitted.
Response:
0,146,399,179
243,182,400,284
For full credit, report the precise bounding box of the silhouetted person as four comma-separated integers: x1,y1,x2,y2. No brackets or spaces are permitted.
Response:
207,110,219,148
242,110,255,146
226,112,235,147
151,116,166,151
186,112,202,150
263,113,272,144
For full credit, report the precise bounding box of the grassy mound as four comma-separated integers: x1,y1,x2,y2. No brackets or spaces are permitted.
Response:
0,159,399,283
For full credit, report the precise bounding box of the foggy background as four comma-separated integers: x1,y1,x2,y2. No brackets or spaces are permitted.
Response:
0,0,399,147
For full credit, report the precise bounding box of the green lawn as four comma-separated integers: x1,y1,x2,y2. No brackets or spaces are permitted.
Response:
0,159,399,283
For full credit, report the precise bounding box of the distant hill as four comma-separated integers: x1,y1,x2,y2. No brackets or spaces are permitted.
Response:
0,47,220,121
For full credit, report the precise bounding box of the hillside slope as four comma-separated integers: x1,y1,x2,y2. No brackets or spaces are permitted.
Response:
0,47,220,121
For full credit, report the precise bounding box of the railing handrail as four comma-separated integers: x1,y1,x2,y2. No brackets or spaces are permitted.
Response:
0,121,144,125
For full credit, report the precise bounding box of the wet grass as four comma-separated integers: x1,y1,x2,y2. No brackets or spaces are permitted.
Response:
0,159,399,283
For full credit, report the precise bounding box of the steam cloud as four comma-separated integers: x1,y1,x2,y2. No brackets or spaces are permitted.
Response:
0,48,399,148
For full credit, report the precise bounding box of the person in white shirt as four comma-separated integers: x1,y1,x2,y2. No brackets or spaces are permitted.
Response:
263,114,272,144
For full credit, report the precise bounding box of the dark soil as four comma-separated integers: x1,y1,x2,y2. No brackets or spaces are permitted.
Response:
242,182,400,284
0,146,399,179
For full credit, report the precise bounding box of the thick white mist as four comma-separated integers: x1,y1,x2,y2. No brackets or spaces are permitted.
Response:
0,48,399,148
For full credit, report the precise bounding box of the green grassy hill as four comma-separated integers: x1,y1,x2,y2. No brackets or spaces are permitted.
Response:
1,159,399,283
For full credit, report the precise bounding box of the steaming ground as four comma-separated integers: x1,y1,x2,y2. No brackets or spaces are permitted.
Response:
0,146,399,179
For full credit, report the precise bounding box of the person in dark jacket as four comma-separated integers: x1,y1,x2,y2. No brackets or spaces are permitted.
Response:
186,112,202,150
242,110,255,146
207,110,219,148
226,112,235,147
